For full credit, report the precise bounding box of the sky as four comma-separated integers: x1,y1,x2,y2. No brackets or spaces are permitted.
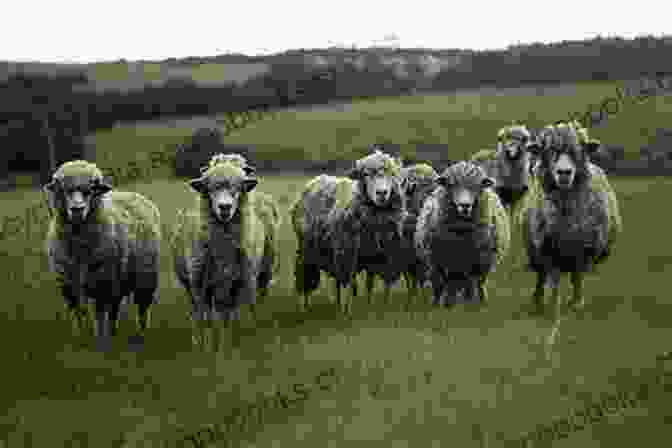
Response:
2,0,670,64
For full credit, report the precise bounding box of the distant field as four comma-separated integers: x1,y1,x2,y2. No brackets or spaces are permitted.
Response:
1,60,270,90
90,79,672,177
1,174,671,447
83,61,271,91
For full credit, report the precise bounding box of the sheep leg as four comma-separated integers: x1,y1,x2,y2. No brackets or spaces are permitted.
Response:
295,249,318,312
62,288,90,336
336,279,354,315
546,269,563,348
383,281,392,306
568,271,585,311
93,301,111,341
531,271,546,315
545,269,562,322
334,279,342,308
430,269,444,306
467,276,481,303
351,276,358,298
366,272,375,304
478,275,488,305
62,267,92,336
210,308,236,353
405,272,418,310
190,301,210,349
440,279,459,308
135,298,152,336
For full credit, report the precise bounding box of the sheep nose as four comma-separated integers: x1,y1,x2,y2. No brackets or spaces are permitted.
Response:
218,203,232,214
556,168,572,176
457,203,472,214
375,189,389,199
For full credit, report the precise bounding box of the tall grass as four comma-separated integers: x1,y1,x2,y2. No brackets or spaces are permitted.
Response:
1,172,671,447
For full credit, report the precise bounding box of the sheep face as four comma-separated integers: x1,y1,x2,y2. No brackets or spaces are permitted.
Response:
189,162,257,223
495,125,533,192
347,150,403,207
401,164,438,202
436,161,495,220
528,125,600,191
44,161,112,224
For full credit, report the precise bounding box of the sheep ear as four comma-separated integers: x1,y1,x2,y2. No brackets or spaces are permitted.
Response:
346,167,363,181
93,178,113,195
188,177,209,194
583,141,600,155
481,177,496,189
242,165,256,176
242,177,258,193
436,176,450,187
43,179,59,192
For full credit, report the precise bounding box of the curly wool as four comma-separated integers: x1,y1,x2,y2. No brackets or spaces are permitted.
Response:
170,160,280,310
514,126,622,273
415,162,510,281
290,170,407,295
45,161,161,332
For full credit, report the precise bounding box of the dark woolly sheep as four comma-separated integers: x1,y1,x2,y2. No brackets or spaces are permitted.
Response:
515,122,622,344
358,162,439,306
44,160,161,344
415,161,510,307
290,149,407,314
170,154,281,349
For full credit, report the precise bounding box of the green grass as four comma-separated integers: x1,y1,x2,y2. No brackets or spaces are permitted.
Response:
1,173,671,447
90,80,672,176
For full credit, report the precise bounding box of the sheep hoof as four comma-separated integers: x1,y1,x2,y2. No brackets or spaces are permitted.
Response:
95,337,114,352
128,334,145,346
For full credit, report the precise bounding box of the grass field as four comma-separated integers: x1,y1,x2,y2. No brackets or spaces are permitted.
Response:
2,167,672,446
84,61,271,92
88,80,672,182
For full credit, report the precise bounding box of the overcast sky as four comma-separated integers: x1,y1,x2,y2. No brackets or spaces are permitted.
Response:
3,0,670,63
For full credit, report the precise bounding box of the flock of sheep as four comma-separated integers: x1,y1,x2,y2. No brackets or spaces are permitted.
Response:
42,120,623,350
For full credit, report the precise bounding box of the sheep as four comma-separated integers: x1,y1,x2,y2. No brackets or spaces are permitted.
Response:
169,154,280,349
355,162,439,305
415,161,510,307
470,123,534,214
514,122,622,344
290,148,407,314
44,160,161,344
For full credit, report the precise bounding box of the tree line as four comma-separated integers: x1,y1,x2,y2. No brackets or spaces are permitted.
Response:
1,34,670,182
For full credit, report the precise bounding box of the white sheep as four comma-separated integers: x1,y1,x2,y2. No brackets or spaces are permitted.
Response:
290,148,407,314
44,160,161,344
415,161,510,306
170,153,281,349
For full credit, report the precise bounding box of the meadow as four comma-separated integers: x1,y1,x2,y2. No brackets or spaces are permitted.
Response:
2,85,672,447
91,79,672,176
84,62,271,91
